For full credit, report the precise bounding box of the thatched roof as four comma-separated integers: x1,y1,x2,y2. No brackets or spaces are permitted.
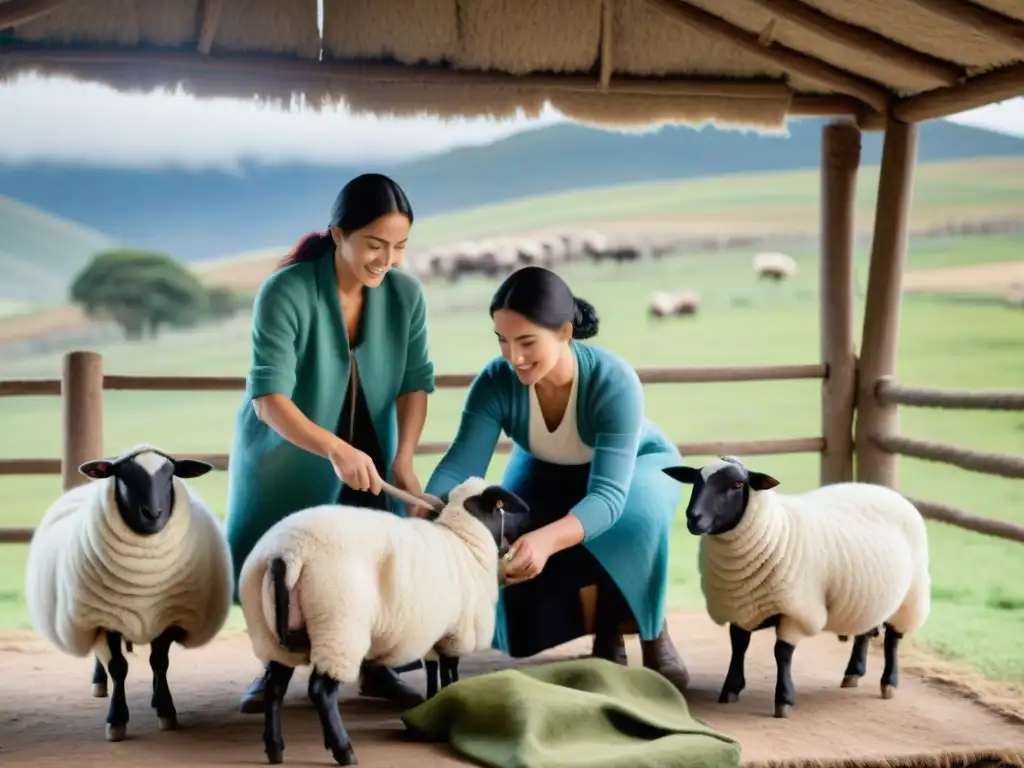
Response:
0,0,1021,131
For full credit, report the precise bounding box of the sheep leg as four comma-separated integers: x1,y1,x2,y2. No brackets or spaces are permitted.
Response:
308,668,358,766
150,626,185,730
439,654,459,688
92,655,108,697
104,631,130,742
880,623,903,700
263,661,295,765
773,640,797,718
841,633,872,688
425,659,439,699
443,654,459,686
719,623,751,704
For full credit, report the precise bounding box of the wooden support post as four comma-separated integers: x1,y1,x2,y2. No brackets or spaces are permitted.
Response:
61,351,104,491
819,118,861,486
854,119,918,487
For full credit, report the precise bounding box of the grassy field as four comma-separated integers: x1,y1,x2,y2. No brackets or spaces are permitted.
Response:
1,230,1022,685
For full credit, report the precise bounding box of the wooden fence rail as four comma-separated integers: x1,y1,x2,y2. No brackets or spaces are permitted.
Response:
0,436,827,479
871,433,1024,482
907,497,1024,545
0,363,828,397
876,378,1024,411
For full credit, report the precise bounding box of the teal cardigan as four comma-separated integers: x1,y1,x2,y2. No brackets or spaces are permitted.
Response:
425,341,682,645
225,254,435,581
425,341,668,541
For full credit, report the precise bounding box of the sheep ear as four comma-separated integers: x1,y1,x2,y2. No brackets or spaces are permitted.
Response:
172,458,214,478
79,459,115,479
748,471,780,491
662,465,700,484
461,494,488,520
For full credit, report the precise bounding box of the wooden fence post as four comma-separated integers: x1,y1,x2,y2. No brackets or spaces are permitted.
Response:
819,118,861,487
61,351,104,491
854,118,918,487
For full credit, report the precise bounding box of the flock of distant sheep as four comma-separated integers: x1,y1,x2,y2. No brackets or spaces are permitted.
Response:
405,230,798,321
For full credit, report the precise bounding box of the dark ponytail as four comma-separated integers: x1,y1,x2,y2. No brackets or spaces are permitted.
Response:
489,265,601,340
275,173,414,273
276,231,332,271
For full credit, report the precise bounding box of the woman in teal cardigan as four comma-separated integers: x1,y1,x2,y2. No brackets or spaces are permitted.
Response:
424,266,690,694
225,173,435,713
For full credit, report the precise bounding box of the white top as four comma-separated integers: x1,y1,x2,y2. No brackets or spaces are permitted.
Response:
527,355,595,466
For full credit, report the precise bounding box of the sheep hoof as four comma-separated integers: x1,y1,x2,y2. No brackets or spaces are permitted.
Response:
881,684,896,700
332,745,358,765
92,683,108,698
718,690,740,704
841,674,860,688
105,723,127,742
265,747,283,764
773,703,792,719
158,715,179,731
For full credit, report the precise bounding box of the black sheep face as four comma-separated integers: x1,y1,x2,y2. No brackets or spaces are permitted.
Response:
461,485,532,556
662,456,780,536
79,448,213,535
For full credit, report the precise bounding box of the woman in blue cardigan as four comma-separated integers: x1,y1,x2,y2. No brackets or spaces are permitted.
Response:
225,173,435,713
424,266,690,693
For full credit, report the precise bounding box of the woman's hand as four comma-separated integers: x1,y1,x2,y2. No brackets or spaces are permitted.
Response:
392,455,430,518
328,440,383,495
503,529,554,584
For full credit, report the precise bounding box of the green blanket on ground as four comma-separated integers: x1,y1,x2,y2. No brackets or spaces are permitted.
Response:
401,658,742,768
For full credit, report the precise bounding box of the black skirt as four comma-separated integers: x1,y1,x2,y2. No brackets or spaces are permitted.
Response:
500,453,627,658
334,368,389,513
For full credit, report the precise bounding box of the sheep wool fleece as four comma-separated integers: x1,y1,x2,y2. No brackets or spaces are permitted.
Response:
700,475,931,645
24,478,233,659
238,477,501,683
425,341,683,645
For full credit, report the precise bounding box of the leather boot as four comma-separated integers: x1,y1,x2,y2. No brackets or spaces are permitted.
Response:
239,671,268,714
358,661,425,707
591,581,629,665
641,625,690,694
591,629,628,665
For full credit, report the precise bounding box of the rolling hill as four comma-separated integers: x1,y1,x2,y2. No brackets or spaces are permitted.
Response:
0,195,119,305
1,117,1021,264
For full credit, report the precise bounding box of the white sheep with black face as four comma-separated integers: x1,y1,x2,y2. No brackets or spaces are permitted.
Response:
237,476,531,766
24,444,233,742
662,456,931,719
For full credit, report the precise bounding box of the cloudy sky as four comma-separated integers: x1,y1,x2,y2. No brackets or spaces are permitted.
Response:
0,72,1021,172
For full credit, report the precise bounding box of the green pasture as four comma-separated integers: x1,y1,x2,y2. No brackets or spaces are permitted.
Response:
0,232,1022,686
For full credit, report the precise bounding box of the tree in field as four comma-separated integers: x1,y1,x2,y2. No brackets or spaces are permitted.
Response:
69,249,212,340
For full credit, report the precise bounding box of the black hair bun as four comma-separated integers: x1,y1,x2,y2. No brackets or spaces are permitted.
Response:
571,296,600,340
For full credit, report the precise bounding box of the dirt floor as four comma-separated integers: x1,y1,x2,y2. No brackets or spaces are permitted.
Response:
1,611,1022,768
901,260,1024,296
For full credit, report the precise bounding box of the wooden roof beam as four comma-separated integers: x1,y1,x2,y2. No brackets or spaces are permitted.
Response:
645,0,891,113
900,0,1024,55
893,62,1024,122
0,0,72,31
599,0,614,92
745,0,964,87
196,0,226,55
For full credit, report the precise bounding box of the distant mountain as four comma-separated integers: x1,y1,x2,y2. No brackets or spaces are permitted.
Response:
0,195,118,304
0,117,1021,265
